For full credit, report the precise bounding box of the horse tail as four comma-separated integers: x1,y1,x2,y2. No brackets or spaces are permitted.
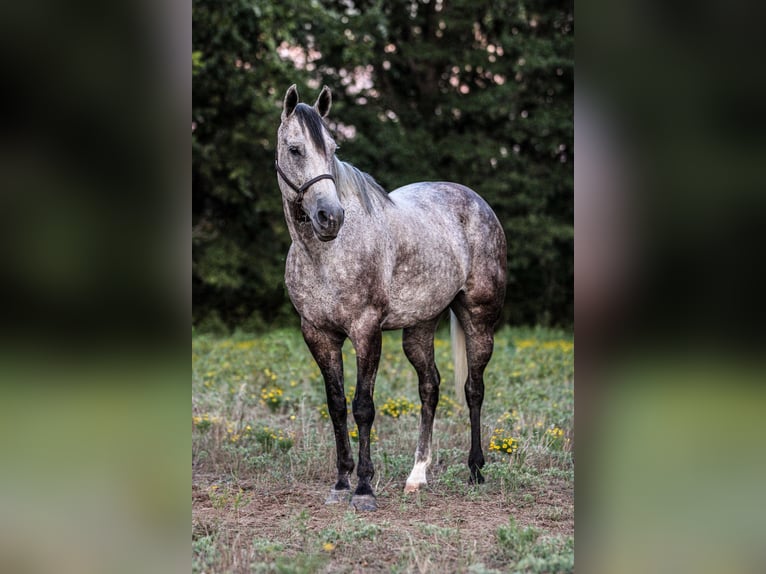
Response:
450,310,467,406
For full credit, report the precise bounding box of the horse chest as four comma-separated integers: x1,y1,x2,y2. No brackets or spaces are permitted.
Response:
285,249,385,327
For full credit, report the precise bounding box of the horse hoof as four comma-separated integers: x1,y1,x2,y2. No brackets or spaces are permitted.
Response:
350,494,378,511
403,482,425,494
325,488,351,504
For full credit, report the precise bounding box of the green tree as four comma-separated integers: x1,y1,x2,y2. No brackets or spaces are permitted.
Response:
193,0,311,330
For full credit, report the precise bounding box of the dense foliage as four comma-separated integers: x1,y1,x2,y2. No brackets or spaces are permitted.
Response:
193,0,573,331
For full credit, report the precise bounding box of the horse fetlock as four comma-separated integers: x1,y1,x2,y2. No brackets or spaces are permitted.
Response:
469,469,486,485
353,477,374,496
469,459,486,484
334,474,352,491
404,480,426,493
405,458,430,493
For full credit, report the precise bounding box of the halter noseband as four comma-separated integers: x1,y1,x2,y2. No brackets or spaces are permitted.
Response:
275,156,336,205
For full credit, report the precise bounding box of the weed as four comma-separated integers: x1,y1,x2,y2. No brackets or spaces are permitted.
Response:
192,413,215,433
251,554,329,574
437,463,468,493
489,430,520,456
515,535,574,573
380,396,417,418
252,537,285,554
192,534,219,574
543,467,573,481
319,511,383,546
418,523,459,539
467,564,504,574
482,462,543,497
253,426,294,452
518,493,537,507
496,517,540,559
261,385,285,413
541,506,567,522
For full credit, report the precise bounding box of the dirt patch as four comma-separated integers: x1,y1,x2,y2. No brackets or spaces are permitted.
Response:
193,474,573,572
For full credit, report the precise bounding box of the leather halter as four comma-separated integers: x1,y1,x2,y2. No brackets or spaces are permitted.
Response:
275,155,336,205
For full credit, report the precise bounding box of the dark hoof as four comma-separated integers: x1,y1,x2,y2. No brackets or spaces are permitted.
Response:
350,494,378,512
325,488,351,505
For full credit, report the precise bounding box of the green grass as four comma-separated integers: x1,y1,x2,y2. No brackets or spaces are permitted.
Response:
192,325,573,573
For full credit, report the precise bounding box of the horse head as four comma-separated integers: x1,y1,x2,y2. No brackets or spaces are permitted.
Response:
277,85,345,241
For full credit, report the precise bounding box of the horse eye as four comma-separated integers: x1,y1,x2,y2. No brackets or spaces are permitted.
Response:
288,146,302,156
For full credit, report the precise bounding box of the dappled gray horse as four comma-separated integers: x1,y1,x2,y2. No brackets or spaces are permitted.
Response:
275,85,506,511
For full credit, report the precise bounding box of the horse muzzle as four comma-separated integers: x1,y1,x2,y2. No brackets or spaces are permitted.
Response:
311,201,345,241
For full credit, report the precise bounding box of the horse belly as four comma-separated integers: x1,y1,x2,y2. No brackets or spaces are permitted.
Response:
382,292,456,329
381,254,465,329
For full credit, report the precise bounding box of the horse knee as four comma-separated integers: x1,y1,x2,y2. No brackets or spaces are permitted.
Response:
352,396,375,425
327,393,347,413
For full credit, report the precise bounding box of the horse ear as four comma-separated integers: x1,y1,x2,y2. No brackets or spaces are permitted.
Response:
282,84,299,121
314,85,332,118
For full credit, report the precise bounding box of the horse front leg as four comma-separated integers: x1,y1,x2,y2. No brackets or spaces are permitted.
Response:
349,323,382,511
301,321,354,503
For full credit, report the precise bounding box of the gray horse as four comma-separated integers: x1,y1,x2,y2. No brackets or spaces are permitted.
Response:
275,85,506,511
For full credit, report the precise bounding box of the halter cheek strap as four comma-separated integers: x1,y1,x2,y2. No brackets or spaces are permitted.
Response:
275,157,336,205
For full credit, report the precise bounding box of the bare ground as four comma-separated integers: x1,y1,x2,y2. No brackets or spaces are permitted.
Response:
192,470,573,573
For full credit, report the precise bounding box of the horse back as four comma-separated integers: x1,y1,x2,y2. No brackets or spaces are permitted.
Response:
379,182,505,328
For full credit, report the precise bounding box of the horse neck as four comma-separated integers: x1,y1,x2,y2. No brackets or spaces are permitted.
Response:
333,157,389,216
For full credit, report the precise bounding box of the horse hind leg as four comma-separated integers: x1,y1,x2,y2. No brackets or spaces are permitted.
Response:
451,297,500,485
402,317,441,493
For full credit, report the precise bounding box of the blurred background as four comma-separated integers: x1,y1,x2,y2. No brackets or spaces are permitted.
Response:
577,0,766,572
192,0,574,332
1,0,765,572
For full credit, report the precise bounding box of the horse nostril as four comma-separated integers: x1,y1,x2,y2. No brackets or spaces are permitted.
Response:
316,209,330,226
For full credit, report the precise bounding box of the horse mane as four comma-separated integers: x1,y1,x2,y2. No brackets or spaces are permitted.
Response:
333,157,393,214
291,103,391,214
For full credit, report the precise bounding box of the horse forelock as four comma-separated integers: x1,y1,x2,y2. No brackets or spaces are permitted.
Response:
333,158,393,215
292,103,328,155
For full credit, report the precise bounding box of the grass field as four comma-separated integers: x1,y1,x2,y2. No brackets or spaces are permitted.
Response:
192,325,573,573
